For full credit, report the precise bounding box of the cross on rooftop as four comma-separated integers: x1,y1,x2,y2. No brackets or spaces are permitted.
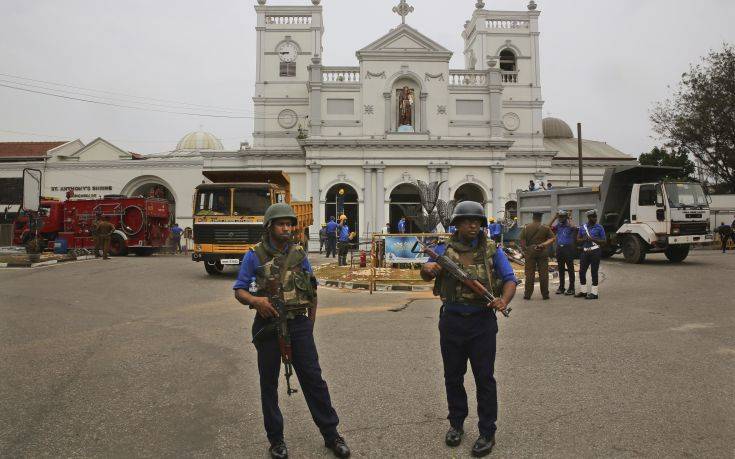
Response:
392,0,414,24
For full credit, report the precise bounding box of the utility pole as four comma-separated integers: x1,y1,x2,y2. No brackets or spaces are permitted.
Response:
577,123,584,187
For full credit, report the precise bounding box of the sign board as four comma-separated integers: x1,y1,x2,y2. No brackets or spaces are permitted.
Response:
22,168,42,212
0,178,23,204
384,235,430,264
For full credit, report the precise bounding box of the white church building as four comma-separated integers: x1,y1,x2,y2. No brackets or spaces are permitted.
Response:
0,0,634,244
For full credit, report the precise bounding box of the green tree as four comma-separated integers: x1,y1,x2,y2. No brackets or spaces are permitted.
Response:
638,146,696,180
651,44,735,192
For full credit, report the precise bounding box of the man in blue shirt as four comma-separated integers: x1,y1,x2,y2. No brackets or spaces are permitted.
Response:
420,201,517,457
170,222,184,254
488,218,502,244
337,217,350,266
325,216,338,258
575,209,606,300
549,210,578,295
233,204,350,459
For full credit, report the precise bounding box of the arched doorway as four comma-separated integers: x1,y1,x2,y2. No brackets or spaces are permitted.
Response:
389,183,421,234
122,176,177,222
325,184,359,237
505,200,518,219
454,183,485,204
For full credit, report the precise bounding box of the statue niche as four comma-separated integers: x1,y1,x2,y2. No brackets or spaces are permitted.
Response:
397,86,415,132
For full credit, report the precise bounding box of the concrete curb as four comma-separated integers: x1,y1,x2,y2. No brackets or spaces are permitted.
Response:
0,254,99,269
318,270,559,292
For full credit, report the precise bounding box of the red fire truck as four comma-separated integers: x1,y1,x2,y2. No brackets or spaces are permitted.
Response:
13,195,172,256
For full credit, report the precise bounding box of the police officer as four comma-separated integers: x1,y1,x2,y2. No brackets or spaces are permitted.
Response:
575,210,606,300
519,212,555,300
233,203,350,459
549,210,577,295
337,216,350,266
420,201,518,457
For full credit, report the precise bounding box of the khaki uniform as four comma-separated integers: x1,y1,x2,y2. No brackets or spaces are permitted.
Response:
519,222,554,298
95,221,116,259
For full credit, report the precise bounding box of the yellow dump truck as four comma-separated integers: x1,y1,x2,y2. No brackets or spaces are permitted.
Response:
191,171,313,275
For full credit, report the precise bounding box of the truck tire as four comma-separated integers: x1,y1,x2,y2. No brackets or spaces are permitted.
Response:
622,236,646,264
665,244,690,263
205,261,224,275
108,234,128,257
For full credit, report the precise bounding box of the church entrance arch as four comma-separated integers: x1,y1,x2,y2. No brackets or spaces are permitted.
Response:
389,183,421,233
121,175,177,222
325,184,359,237
505,200,518,219
454,183,486,204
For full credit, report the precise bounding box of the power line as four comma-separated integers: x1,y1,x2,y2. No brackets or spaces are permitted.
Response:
0,78,250,115
0,83,305,120
0,72,250,114
0,128,249,144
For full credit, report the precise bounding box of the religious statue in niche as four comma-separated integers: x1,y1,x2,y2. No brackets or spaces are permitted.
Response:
397,86,415,132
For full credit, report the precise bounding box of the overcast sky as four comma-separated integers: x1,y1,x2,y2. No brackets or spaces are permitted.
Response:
1,0,733,156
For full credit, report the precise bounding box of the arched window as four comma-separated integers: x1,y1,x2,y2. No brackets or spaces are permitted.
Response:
499,49,516,72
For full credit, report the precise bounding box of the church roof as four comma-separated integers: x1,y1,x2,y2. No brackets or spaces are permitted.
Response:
542,117,574,139
176,130,224,151
544,138,635,161
356,23,452,62
0,141,67,160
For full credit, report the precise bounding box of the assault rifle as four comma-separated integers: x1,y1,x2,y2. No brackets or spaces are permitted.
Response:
412,239,512,318
266,265,298,396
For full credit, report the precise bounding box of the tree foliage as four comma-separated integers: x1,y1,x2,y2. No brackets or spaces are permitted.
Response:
651,44,735,192
638,146,695,180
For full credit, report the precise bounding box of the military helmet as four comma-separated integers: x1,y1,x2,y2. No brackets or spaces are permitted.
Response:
558,209,569,217
450,201,487,227
586,209,598,217
263,203,297,227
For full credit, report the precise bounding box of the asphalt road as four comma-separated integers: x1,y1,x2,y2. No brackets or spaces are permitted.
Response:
1,251,734,458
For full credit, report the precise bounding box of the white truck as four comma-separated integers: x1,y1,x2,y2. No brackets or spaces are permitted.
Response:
517,166,713,263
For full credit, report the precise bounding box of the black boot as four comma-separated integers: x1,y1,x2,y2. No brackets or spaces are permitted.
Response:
269,440,288,459
445,426,463,447
471,434,496,457
565,287,575,296
325,435,350,458
555,286,565,294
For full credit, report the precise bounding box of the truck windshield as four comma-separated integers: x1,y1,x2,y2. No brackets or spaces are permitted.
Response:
233,189,271,216
664,183,707,209
195,189,231,215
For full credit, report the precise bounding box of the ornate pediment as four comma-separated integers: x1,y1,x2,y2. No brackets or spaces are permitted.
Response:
356,24,452,62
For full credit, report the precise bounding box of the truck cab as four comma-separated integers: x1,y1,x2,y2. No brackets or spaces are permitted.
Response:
620,181,711,262
191,171,313,275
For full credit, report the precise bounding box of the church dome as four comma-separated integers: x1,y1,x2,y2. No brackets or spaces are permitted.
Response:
176,130,224,151
542,118,574,139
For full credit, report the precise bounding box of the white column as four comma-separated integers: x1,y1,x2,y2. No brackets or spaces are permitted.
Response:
308,164,322,251
440,167,450,202
491,165,504,219
428,165,436,183
420,92,428,133
375,166,386,231
383,92,392,133
363,166,373,238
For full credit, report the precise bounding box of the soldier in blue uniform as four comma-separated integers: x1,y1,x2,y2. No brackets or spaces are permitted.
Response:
549,209,577,295
234,203,350,459
420,201,518,457
575,209,606,300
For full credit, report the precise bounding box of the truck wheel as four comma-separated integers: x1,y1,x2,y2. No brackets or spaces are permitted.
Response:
665,244,690,263
109,235,128,257
622,236,646,264
205,261,224,275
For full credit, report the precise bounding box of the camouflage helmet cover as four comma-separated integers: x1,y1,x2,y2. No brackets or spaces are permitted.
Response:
263,203,297,227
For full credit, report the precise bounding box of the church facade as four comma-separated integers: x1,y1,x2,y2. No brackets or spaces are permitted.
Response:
205,0,634,247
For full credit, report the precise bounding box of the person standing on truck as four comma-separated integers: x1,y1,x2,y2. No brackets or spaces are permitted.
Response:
95,216,116,260
550,210,577,296
575,210,606,300
337,217,350,266
519,212,555,300
233,203,350,459
325,216,338,258
420,201,517,457
717,222,732,253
